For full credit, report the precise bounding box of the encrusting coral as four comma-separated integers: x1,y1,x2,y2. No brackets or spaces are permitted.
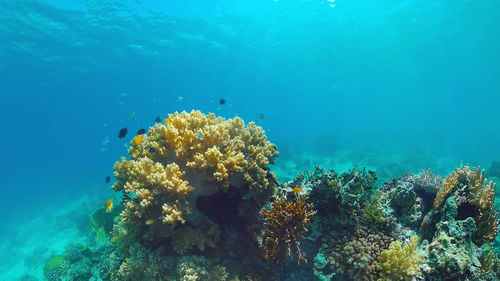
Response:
260,193,315,264
316,225,395,281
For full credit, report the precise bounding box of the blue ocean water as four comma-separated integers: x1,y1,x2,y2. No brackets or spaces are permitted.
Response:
0,0,499,279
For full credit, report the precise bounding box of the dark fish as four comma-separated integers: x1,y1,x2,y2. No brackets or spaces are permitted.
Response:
148,147,156,153
105,176,111,183
219,98,226,105
257,113,264,122
154,116,161,123
137,128,146,135
118,128,128,138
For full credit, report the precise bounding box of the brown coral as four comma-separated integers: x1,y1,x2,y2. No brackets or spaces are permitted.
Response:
433,167,461,209
260,194,315,264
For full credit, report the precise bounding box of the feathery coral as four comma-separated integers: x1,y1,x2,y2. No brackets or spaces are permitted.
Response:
260,194,315,264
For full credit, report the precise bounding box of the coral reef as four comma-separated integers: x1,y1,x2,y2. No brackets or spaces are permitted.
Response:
55,111,500,281
260,193,315,264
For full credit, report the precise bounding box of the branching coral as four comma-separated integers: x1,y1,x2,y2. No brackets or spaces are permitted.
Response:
405,169,442,195
376,235,424,281
432,166,499,243
260,194,315,264
433,168,461,209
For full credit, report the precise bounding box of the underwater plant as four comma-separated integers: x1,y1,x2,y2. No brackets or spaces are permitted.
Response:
260,193,315,264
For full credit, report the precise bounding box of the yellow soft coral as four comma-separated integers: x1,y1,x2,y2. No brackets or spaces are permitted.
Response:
376,235,424,281
112,110,278,253
129,110,278,190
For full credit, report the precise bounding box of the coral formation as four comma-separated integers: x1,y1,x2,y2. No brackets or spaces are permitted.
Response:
432,166,498,243
110,111,279,278
376,235,424,281
316,225,395,281
260,193,315,264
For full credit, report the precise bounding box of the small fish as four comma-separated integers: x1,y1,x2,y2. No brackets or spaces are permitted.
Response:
133,135,144,146
120,92,130,97
137,128,146,135
110,272,114,279
219,98,226,105
110,236,118,243
105,199,113,213
105,176,110,183
154,116,161,123
293,187,302,193
256,113,264,122
148,147,156,153
125,112,136,122
101,137,110,146
177,96,183,101
118,128,128,139
145,219,156,225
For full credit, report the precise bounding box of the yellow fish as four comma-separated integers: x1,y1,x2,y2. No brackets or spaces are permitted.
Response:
133,134,144,146
145,219,156,225
110,235,118,243
292,187,302,193
105,199,113,213
110,273,114,279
